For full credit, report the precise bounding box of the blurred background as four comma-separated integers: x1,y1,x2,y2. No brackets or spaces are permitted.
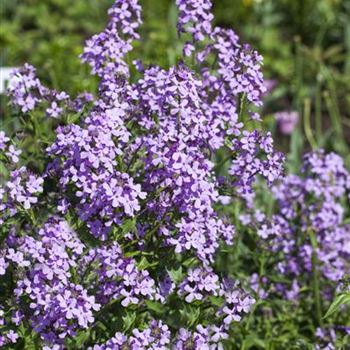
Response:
1,0,350,168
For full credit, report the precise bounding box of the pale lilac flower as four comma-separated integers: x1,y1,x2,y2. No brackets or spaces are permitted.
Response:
7,330,19,343
47,101,63,118
275,111,299,135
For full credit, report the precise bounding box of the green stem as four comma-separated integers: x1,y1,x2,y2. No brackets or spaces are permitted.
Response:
294,36,303,117
29,112,38,139
303,98,317,150
240,254,266,350
321,65,347,152
309,230,323,327
238,93,247,121
315,72,322,145
323,90,347,154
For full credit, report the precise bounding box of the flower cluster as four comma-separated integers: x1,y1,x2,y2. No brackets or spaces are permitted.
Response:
173,325,228,349
1,219,97,345
90,320,171,350
176,0,213,42
5,167,44,210
7,63,48,113
48,0,283,261
80,0,142,98
0,131,22,163
91,322,232,350
0,217,255,349
219,287,256,325
0,135,44,224
229,130,283,206
81,242,156,306
7,64,92,118
1,218,160,347
177,267,256,325
273,151,350,289
46,108,145,239
178,267,219,302
315,326,350,350
0,307,20,347
245,150,350,301
1,0,284,348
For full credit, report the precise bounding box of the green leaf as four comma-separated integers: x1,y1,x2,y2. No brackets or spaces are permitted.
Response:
323,293,350,319
180,304,200,327
121,218,137,234
243,334,266,348
209,296,223,307
182,257,197,268
74,330,91,348
167,266,183,284
145,300,165,314
122,311,136,332
136,257,158,270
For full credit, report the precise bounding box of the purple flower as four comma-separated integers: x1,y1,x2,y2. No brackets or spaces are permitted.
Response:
7,64,43,112
247,150,350,301
47,101,63,118
275,111,299,135
1,0,283,346
11,310,24,326
6,330,19,343
176,0,213,41
0,257,8,275
6,145,22,163
0,131,10,150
